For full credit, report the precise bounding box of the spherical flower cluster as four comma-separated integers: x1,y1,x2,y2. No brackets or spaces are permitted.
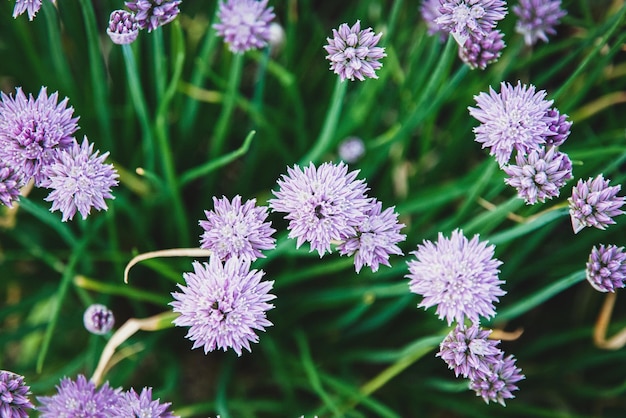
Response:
337,136,366,164
459,30,505,70
469,353,525,406
324,20,387,82
0,87,79,185
171,256,275,356
513,0,567,46
40,137,119,222
586,245,626,293
568,174,625,234
0,165,22,207
199,195,276,263
503,147,573,205
112,387,178,418
12,0,55,21
83,304,115,335
37,374,122,417
435,0,508,47
544,107,572,147
213,0,276,53
406,229,505,325
125,0,181,32
0,370,35,418
107,10,139,45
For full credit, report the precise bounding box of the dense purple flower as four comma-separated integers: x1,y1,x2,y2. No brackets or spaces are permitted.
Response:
269,162,372,257
338,136,366,164
437,324,502,380
586,245,626,293
0,87,79,185
83,304,115,335
199,195,276,263
513,0,566,46
469,81,554,166
420,0,447,40
337,200,405,273
0,165,22,207
107,10,139,45
406,229,505,325
503,147,573,205
125,0,181,32
435,0,507,46
470,353,524,406
37,374,122,417
213,0,275,53
324,20,387,82
40,137,119,222
568,174,625,234
111,387,178,418
544,107,571,147
171,256,275,356
459,29,505,70
0,370,34,418
12,0,55,20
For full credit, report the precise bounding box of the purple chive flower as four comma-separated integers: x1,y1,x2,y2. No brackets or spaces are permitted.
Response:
437,324,502,380
125,0,181,32
568,174,625,234
40,137,119,222
420,0,447,40
83,304,115,335
37,374,122,417
544,107,571,147
469,353,524,406
107,10,139,45
586,245,626,293
503,147,573,205
170,256,275,356
337,200,406,273
513,0,566,46
199,195,276,263
469,81,554,166
0,370,35,418
406,229,505,325
112,387,178,418
269,162,372,257
435,0,507,46
324,20,387,82
338,136,366,164
459,29,505,70
0,165,22,207
213,0,276,53
12,0,55,21
0,87,79,185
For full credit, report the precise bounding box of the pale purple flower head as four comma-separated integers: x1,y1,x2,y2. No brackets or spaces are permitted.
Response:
107,10,139,45
324,20,387,82
586,245,626,293
469,353,524,406
337,200,405,273
171,256,275,356
420,0,447,40
83,304,115,335
0,87,79,185
513,0,566,46
12,0,55,21
338,136,366,164
436,324,502,380
406,229,505,325
214,0,275,53
269,162,372,257
435,0,507,46
544,107,571,147
111,387,178,418
503,147,573,205
568,174,625,234
40,137,119,222
37,374,122,417
199,195,276,263
125,0,181,32
459,29,505,70
469,81,554,166
0,165,22,207
0,370,34,418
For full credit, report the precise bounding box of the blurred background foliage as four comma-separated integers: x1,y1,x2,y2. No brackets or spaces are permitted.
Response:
1,0,626,416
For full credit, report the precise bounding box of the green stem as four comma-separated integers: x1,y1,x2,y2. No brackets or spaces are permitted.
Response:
152,27,166,104
74,275,170,306
298,77,348,165
42,1,76,98
18,197,77,246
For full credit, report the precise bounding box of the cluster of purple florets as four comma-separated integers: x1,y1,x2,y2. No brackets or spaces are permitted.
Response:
106,0,182,45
